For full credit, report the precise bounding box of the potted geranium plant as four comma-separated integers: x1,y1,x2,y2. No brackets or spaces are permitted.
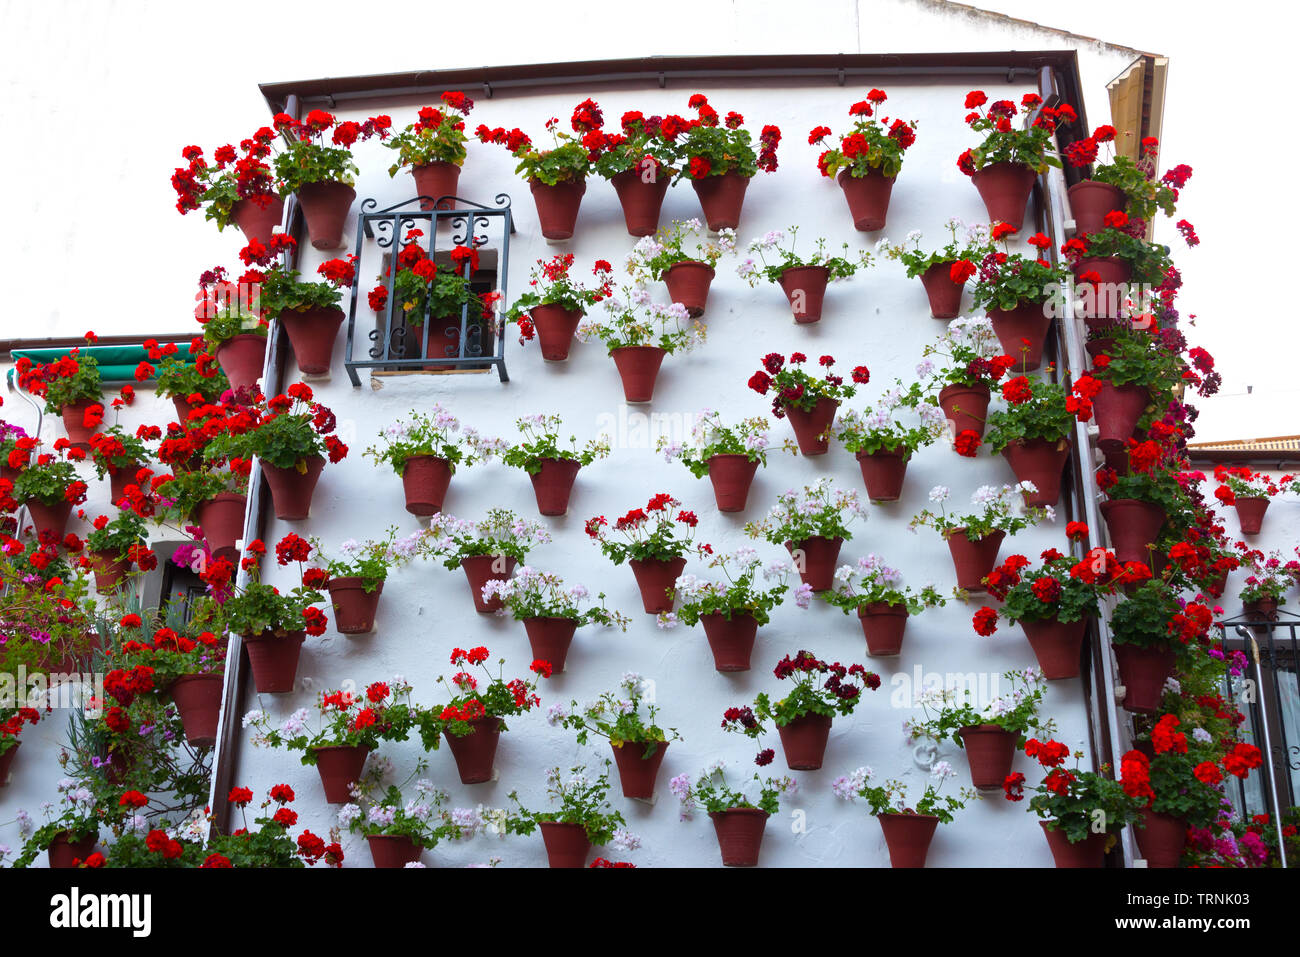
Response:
1096,451,1190,565
969,228,1072,370
383,91,475,211
195,265,270,394
878,219,989,318
88,426,153,507
308,528,424,635
1109,580,1213,713
909,483,1046,591
983,373,1094,506
0,706,40,788
245,237,355,376
475,100,602,240
421,646,551,784
832,763,976,868
554,672,679,799
1085,333,1179,452
13,450,87,539
661,545,796,672
592,108,683,235
152,341,230,423
738,227,871,323
658,410,778,512
747,352,868,454
245,678,422,802
364,406,480,516
810,88,917,230
153,462,249,562
1060,212,1172,317
1237,549,1295,621
743,477,868,592
483,413,611,516
1062,128,1186,234
170,129,285,244
821,555,946,657
339,771,460,868
1214,465,1293,537
956,91,1073,230
424,509,551,613
722,649,880,771
673,95,780,230
503,763,638,868
504,255,614,361
6,777,100,869
83,511,152,592
584,493,699,613
907,669,1053,791
577,288,705,403
482,565,630,672
835,379,947,501
625,219,736,317
918,315,1016,442
671,763,797,867
17,347,103,447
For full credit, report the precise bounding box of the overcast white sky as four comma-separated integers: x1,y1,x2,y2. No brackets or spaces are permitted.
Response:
0,0,1284,441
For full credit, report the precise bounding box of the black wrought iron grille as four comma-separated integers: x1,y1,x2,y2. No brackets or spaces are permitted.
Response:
343,193,514,386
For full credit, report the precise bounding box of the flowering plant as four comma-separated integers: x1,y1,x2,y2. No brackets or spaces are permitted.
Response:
151,461,248,522
6,777,101,868
307,528,423,593
584,493,699,565
909,483,1046,541
1237,549,1297,606
809,88,916,179
1006,743,1140,845
83,511,152,564
1063,129,1187,224
210,534,327,639
424,647,550,739
1121,715,1246,830
1109,579,1213,662
590,108,681,181
17,350,103,415
484,413,611,476
971,546,1101,633
240,239,355,319
906,668,1053,748
919,315,1015,391
203,382,347,471
833,763,975,824
1214,465,1293,504
424,509,551,571
743,478,867,548
0,421,31,470
383,91,475,174
365,231,498,329
270,109,391,192
658,410,776,479
170,129,283,229
245,679,421,766
625,219,736,282
722,650,881,738
577,287,705,354
553,672,678,752
0,706,40,758
504,255,614,342
114,601,226,686
956,91,1072,176
481,566,629,630
339,771,461,848
673,94,780,181
835,380,947,457
1096,450,1193,521
363,407,479,475
747,352,868,418
1060,214,1172,285
737,227,870,285
475,100,601,186
821,554,946,616
12,452,88,508
504,763,636,850
87,426,152,482
877,219,990,279
983,374,1091,454
195,265,269,350
968,231,1071,313
672,764,797,816
662,546,796,628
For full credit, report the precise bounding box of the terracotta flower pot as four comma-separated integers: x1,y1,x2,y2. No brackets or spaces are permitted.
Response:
0,741,20,787
970,161,1037,232
778,265,830,324
1234,496,1269,535
1067,180,1126,237
313,744,371,803
444,716,503,784
786,535,843,592
539,822,591,868
522,617,578,672
837,167,895,231
400,455,453,516
107,461,142,506
1020,616,1087,679
1040,821,1109,868
1000,437,1071,507
196,493,247,562
878,813,939,868
529,177,585,240
88,549,130,592
783,397,839,455
709,807,768,866
328,577,383,635
1092,381,1148,453
261,456,325,521
1073,257,1132,324
937,382,991,439
169,673,224,748
215,334,267,394
691,171,749,231
367,834,424,868
461,554,517,613
1244,597,1278,621
856,447,909,502
296,180,356,249
946,528,1005,592
280,305,344,376
958,724,1017,790
47,831,97,870
700,612,758,672
241,630,306,694
231,194,285,246
610,740,669,799
611,168,670,236
412,161,461,211
858,602,909,657
24,499,73,539
706,454,759,512
1136,809,1186,868
61,399,102,448
777,712,833,771
528,458,581,516
628,556,687,613
920,261,964,319
172,395,204,425
1100,499,1165,565
610,346,667,403
989,301,1052,372
528,304,584,361
663,261,715,317
1112,643,1176,714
